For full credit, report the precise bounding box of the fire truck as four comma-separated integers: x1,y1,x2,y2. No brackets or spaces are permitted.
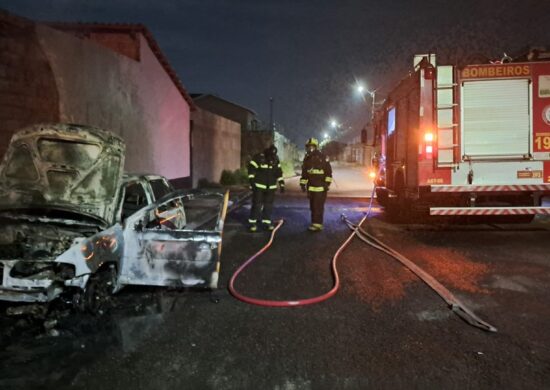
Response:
373,54,550,220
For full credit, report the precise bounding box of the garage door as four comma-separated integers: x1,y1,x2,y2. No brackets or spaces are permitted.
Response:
462,79,530,158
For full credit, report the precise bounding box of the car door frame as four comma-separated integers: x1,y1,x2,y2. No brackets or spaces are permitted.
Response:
117,190,229,289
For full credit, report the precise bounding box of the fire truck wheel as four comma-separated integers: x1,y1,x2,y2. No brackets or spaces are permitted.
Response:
375,188,388,207
394,174,411,223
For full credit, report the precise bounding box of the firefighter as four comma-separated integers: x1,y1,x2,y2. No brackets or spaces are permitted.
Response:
247,144,285,232
300,138,332,231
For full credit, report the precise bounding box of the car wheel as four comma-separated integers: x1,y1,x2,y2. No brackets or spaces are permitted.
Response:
82,265,117,315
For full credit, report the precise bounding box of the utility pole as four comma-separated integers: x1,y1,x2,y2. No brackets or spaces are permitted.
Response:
369,89,377,120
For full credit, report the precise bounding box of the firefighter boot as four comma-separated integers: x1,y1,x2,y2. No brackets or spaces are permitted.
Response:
248,219,258,232
308,223,323,232
261,220,274,231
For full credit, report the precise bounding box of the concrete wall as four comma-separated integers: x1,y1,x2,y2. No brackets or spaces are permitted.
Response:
193,95,255,131
36,26,191,181
0,11,191,184
0,12,59,157
191,107,240,187
274,131,299,165
193,95,263,167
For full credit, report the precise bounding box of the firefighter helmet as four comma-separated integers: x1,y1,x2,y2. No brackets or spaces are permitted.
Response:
264,144,277,156
305,138,319,148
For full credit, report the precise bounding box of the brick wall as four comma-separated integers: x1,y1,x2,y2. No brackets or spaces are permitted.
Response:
88,31,141,60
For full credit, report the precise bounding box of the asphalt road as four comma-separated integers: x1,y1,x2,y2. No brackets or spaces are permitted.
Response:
286,162,374,197
1,171,550,389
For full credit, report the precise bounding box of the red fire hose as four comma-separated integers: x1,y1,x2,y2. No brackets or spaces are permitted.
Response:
228,216,367,307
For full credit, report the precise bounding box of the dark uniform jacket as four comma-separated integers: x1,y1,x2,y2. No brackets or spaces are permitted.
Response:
248,152,283,190
300,150,333,192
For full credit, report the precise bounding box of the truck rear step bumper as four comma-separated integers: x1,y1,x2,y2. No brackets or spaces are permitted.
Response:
430,206,550,216
431,184,550,192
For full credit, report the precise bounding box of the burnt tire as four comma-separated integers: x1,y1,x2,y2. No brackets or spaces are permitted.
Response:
82,266,117,315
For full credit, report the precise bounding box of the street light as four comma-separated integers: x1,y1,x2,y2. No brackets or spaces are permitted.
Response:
355,83,377,120
330,119,338,129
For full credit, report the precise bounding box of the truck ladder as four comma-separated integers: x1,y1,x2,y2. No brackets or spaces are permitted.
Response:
435,65,458,168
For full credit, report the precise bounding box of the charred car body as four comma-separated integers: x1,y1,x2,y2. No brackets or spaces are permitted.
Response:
0,124,227,309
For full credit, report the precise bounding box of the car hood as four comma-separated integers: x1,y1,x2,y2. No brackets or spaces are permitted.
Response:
0,124,125,225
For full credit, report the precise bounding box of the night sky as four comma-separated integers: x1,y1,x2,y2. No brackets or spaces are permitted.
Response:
1,0,550,144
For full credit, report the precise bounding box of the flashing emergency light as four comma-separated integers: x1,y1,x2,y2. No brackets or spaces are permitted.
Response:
424,132,434,142
425,145,433,154
368,170,376,180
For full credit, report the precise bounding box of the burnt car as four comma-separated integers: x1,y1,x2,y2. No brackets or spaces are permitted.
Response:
0,124,228,310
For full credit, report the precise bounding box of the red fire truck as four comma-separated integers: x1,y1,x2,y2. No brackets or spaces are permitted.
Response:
374,54,550,219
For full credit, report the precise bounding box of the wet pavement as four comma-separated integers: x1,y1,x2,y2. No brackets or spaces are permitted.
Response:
1,184,550,389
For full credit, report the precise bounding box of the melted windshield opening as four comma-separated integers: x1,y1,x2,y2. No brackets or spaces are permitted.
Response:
38,138,101,169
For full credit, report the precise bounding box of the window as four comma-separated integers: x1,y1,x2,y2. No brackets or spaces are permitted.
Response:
122,182,148,221
149,197,186,230
149,179,173,201
387,107,396,136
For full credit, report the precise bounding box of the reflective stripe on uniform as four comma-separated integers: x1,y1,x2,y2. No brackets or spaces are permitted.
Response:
277,177,283,181
255,183,277,190
308,186,325,192
308,168,325,174
248,174,255,179
261,219,271,224
325,177,333,182
300,179,308,185
260,164,269,168
250,160,259,168
277,163,281,168
248,219,257,223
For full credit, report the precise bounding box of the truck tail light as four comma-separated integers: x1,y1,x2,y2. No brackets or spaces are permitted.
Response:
368,170,376,180
423,132,435,159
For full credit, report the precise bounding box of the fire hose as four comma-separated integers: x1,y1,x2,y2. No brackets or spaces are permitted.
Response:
228,214,368,307
229,181,497,332
341,214,497,332
346,177,497,332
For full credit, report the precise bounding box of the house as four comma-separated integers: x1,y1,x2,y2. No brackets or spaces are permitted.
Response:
191,94,272,165
0,9,194,187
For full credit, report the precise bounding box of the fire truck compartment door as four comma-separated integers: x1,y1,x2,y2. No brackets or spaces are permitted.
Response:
462,79,530,159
